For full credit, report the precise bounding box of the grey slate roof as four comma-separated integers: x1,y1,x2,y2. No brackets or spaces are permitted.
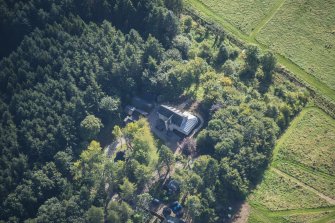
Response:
158,105,184,126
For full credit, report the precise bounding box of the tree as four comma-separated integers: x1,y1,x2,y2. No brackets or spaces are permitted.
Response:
183,16,193,33
180,137,197,156
219,158,248,197
172,35,191,59
73,141,105,183
80,115,103,140
186,173,203,195
245,45,260,73
261,51,277,81
143,35,164,64
193,156,219,191
186,195,202,221
164,0,184,15
35,198,66,223
158,145,175,182
86,206,104,223
222,60,236,76
123,119,158,168
216,45,229,66
54,151,72,176
120,178,136,202
132,193,153,223
107,201,133,223
199,43,214,63
112,125,123,147
99,96,120,113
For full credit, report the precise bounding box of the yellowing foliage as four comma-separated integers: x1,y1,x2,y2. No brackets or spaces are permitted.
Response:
219,76,233,86
73,140,105,180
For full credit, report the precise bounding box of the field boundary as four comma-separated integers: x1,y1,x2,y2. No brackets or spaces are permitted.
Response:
184,0,335,115
271,107,314,159
273,159,335,180
271,167,335,205
268,206,335,217
249,200,335,222
272,106,335,161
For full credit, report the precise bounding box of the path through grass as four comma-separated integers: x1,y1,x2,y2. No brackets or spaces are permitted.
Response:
271,167,335,205
250,0,286,37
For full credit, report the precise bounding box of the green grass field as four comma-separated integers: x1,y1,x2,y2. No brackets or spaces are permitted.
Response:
185,0,335,102
247,107,335,222
256,0,335,91
196,0,277,35
274,108,335,176
275,162,335,200
249,170,331,211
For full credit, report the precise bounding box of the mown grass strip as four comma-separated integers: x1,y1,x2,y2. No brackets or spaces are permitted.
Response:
249,206,275,223
312,211,335,223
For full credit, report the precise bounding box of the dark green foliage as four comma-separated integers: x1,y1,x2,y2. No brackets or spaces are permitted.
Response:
184,16,193,33
245,45,260,71
34,198,67,223
199,43,214,63
107,201,134,223
0,0,180,58
0,6,309,223
0,14,176,221
215,44,229,66
172,34,191,59
164,0,184,15
261,51,277,76
2,162,67,220
242,44,260,78
146,7,180,46
85,206,104,223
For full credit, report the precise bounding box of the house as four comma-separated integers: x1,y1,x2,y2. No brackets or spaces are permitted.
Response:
157,105,198,136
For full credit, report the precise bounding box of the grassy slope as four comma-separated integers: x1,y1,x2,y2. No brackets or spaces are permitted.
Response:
185,0,335,102
275,162,335,200
274,107,335,176
197,0,276,35
256,0,335,91
249,170,331,211
248,107,335,222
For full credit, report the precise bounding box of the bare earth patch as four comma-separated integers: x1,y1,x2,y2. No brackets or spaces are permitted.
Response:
231,202,251,223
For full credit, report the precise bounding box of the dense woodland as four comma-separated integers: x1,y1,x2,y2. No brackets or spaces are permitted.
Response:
0,0,308,222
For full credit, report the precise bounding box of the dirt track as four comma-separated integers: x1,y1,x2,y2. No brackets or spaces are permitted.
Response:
232,202,251,223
